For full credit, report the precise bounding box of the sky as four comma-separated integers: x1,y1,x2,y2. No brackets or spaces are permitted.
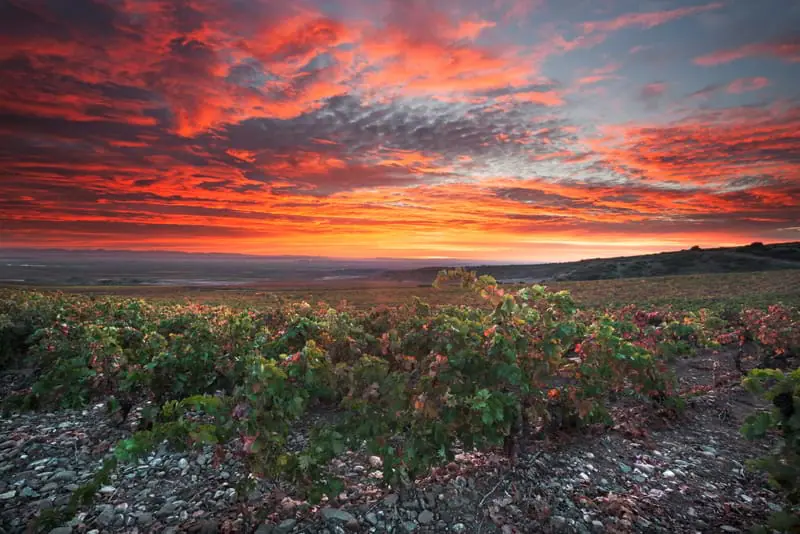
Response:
0,0,799,262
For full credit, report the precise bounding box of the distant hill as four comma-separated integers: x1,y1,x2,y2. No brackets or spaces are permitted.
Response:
377,241,800,285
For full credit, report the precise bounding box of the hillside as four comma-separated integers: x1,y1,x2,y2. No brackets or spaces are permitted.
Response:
377,241,800,285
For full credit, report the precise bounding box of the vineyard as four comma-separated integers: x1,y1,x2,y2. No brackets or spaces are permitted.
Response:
0,270,798,534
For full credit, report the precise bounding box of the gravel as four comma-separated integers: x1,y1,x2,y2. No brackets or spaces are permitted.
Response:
0,350,788,533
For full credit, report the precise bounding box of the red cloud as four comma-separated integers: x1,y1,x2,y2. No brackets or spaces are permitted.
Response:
589,105,800,188
726,77,770,94
581,2,723,33
640,82,667,100
576,62,622,86
694,37,800,65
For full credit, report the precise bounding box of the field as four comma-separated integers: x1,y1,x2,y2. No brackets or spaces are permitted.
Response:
49,268,800,309
0,269,798,534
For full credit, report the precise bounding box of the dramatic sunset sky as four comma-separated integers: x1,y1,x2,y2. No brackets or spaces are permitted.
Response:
1,0,798,261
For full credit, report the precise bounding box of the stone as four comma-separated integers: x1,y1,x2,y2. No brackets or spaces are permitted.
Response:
276,519,296,533
178,458,189,469
96,506,115,527
98,485,116,494
452,524,466,533
368,456,383,468
383,493,399,506
321,507,357,524
365,513,379,526
48,528,72,534
402,521,418,532
662,470,676,479
22,487,40,498
634,462,655,474
591,520,604,532
157,502,179,518
418,510,434,525
52,470,77,482
720,527,740,533
0,490,16,500
136,512,154,526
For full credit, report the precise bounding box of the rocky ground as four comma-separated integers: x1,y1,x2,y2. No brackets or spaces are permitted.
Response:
0,350,785,534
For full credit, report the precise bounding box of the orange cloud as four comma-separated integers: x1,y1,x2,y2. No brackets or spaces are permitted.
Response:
497,90,564,106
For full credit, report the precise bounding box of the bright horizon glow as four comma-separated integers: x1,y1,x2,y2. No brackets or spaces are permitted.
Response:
3,239,784,265
0,0,798,262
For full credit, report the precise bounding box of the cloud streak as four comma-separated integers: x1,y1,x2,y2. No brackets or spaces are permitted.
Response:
694,36,800,65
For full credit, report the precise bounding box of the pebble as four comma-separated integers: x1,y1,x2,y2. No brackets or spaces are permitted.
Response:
663,470,676,479
321,507,357,524
96,505,115,526
452,524,466,533
52,470,77,482
634,462,655,474
417,510,434,525
277,518,297,533
157,502,179,518
136,512,154,526
402,521,418,532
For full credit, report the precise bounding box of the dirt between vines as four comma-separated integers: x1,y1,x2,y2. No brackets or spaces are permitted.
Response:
0,349,785,534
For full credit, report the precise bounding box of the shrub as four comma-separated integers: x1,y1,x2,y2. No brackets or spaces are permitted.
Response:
741,368,800,533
